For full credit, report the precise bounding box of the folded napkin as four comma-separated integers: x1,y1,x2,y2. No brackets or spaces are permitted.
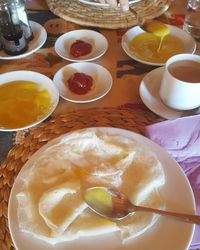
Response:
144,115,200,249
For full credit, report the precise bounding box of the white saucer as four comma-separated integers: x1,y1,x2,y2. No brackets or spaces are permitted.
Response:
122,25,196,66
54,29,108,62
139,67,200,119
0,21,47,60
78,0,141,7
53,62,112,103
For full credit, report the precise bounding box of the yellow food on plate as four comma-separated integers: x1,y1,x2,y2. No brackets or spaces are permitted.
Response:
128,32,185,64
16,129,165,244
0,81,52,129
83,187,113,215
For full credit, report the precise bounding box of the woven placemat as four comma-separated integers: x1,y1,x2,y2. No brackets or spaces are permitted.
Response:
46,0,172,29
0,106,159,250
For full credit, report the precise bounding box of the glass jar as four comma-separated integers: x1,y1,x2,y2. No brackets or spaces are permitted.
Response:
14,0,33,41
183,0,200,39
0,0,28,55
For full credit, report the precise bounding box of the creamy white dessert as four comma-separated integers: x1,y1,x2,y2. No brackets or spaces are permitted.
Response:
16,129,165,244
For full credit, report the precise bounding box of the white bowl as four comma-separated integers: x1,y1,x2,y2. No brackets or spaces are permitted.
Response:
0,71,59,131
121,25,196,66
53,62,112,103
55,29,108,62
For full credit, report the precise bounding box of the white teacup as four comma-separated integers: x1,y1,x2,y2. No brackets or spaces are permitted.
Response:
159,54,200,111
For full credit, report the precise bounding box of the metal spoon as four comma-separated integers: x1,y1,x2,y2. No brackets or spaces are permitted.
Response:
83,186,200,224
129,8,168,52
128,3,170,30
128,8,152,31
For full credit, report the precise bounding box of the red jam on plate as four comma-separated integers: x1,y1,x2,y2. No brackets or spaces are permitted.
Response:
67,72,93,95
70,40,92,58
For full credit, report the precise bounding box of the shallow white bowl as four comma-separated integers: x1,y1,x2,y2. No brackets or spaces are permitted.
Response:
121,25,196,66
55,29,108,62
0,71,59,131
53,62,112,103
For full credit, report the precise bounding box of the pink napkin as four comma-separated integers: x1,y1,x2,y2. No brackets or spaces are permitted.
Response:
144,115,200,249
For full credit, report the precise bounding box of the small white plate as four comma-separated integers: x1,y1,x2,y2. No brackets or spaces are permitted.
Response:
121,25,196,66
139,67,200,119
78,0,141,7
0,21,47,60
0,70,59,131
54,29,108,62
53,62,112,103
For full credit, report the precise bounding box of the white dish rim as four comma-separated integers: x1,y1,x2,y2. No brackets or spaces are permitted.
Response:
78,0,142,7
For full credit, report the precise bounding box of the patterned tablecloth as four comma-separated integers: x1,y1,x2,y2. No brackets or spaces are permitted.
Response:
0,0,199,249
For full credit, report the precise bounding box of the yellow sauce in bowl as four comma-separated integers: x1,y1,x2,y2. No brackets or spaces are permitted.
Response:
128,32,185,64
0,80,52,129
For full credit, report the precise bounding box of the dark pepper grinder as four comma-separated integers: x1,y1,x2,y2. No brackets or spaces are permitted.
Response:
0,0,28,55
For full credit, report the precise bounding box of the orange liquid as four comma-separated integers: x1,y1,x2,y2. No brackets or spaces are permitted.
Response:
129,33,185,64
0,81,52,129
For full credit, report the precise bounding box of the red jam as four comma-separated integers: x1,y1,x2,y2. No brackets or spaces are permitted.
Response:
67,72,93,95
70,40,92,58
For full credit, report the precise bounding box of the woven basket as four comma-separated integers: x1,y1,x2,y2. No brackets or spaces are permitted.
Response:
46,0,172,29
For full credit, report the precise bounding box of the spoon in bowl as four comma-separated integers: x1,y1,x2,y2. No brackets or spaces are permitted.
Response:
83,186,200,224
141,20,170,52
129,8,170,52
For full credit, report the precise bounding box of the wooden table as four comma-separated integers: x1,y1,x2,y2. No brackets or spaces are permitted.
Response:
0,0,199,249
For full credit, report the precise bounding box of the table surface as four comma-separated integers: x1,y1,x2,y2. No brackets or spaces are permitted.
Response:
0,0,199,249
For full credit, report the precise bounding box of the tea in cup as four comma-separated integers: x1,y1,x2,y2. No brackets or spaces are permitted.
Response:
159,54,200,111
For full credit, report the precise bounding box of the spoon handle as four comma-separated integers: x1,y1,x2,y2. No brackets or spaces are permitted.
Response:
133,205,200,224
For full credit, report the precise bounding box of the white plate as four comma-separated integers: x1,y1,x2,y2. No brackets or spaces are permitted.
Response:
8,127,195,250
121,25,196,66
139,67,200,119
54,29,108,62
0,70,59,131
78,0,141,7
53,62,112,103
0,21,47,60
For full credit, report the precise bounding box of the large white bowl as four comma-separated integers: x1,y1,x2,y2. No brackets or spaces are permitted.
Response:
0,71,59,131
